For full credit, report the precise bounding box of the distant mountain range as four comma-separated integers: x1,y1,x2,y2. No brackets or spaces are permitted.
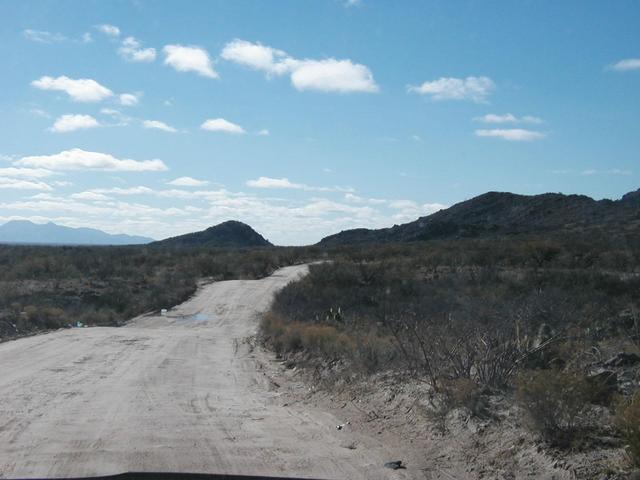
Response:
318,188,640,247
152,220,272,248
3,188,638,248
0,220,153,245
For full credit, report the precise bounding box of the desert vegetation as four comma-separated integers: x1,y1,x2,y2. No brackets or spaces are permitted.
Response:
260,235,640,471
2,230,639,473
0,244,317,340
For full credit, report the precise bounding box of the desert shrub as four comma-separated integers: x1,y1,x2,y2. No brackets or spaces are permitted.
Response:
516,369,596,447
261,312,300,354
615,393,640,467
353,334,397,373
265,240,640,392
441,378,486,416
20,305,67,330
300,324,354,358
262,311,401,371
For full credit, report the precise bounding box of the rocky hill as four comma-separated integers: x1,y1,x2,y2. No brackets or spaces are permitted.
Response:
319,188,640,246
153,220,273,248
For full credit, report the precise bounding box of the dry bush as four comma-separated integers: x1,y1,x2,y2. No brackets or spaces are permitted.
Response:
261,312,301,354
300,324,354,358
260,238,640,399
260,312,355,360
353,334,397,374
441,377,485,416
615,393,640,467
516,369,595,447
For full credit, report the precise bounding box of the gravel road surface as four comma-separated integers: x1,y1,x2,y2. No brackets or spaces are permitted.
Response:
0,265,419,479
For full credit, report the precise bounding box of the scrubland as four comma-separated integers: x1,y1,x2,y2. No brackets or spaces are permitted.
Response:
261,235,640,477
0,244,318,339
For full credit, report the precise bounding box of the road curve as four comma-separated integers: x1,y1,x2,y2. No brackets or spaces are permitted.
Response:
0,265,416,480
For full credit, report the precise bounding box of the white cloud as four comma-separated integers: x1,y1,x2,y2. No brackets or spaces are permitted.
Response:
119,93,139,106
50,114,100,133
474,113,543,124
99,108,132,126
28,108,51,118
95,24,120,37
344,193,386,204
119,36,156,62
143,120,177,133
290,58,379,93
15,148,168,172
246,176,353,192
0,167,54,178
0,180,448,245
82,32,93,43
475,128,546,141
408,76,495,102
520,115,543,124
388,200,447,222
167,176,209,187
23,29,66,43
220,39,293,76
201,118,245,134
53,180,73,187
344,193,362,202
0,197,192,221
163,45,218,78
246,177,303,189
31,76,113,102
609,58,640,72
257,129,270,136
92,186,155,195
221,40,378,93
581,168,632,176
70,191,110,201
0,177,52,191
342,0,362,6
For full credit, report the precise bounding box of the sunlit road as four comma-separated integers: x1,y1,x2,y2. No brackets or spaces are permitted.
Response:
0,265,417,480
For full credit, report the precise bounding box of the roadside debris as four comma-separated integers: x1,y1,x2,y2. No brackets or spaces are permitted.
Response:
384,460,405,470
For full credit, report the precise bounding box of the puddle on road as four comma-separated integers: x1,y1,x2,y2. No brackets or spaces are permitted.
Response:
177,313,212,323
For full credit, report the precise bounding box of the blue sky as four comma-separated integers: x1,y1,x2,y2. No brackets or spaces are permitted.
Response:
0,0,638,245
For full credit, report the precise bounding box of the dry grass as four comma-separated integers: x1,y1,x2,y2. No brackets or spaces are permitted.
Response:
615,393,640,466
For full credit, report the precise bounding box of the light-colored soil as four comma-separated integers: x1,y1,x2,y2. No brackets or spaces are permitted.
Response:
0,265,424,479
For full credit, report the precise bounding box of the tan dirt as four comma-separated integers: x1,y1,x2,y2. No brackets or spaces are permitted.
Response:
0,265,424,480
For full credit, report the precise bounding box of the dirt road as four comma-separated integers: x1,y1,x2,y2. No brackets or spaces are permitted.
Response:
0,265,420,479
